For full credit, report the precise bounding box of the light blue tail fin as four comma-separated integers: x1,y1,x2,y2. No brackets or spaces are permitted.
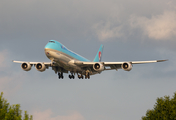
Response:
93,45,104,62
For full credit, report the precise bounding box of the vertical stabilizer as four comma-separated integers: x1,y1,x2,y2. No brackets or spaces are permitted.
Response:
93,45,104,62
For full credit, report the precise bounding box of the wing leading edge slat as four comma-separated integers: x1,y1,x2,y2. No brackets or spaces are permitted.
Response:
12,60,51,65
77,59,167,70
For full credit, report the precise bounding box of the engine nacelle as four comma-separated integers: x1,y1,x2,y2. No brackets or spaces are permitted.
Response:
121,62,132,71
35,63,46,72
21,62,32,71
93,63,104,72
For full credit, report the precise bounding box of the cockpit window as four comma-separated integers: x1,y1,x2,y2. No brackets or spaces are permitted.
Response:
49,41,55,43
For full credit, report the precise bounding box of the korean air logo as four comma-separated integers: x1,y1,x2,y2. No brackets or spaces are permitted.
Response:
99,51,101,62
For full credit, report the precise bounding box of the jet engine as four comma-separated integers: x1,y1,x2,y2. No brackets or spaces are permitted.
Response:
35,63,46,72
121,62,132,71
21,62,32,71
93,63,104,72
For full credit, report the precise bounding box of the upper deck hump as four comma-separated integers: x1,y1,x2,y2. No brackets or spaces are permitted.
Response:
45,40,90,62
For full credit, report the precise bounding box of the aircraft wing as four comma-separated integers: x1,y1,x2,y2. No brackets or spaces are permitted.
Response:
13,60,69,73
12,60,52,66
75,59,167,70
103,59,167,65
103,60,167,70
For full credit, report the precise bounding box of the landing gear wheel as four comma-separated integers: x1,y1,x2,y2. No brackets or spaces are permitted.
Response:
58,72,64,79
69,74,75,79
85,72,90,79
78,74,84,79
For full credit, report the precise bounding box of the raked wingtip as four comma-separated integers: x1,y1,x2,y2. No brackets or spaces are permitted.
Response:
157,59,168,62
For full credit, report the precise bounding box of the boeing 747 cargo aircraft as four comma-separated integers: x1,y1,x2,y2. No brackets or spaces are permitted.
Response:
13,40,167,79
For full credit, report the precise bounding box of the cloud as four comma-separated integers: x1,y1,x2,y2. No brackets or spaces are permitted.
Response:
92,4,126,41
0,50,8,68
0,73,25,100
0,75,24,98
0,50,24,98
130,11,176,40
33,109,85,120
93,21,123,41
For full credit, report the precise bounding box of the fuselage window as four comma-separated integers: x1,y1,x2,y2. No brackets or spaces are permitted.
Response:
49,41,55,43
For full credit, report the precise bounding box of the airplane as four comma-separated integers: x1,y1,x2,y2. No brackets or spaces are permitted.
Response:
13,40,167,79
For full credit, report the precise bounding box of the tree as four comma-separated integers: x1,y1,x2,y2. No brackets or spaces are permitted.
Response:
142,92,176,120
0,92,32,120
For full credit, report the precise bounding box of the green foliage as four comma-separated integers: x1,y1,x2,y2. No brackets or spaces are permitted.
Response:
0,92,33,120
142,92,176,120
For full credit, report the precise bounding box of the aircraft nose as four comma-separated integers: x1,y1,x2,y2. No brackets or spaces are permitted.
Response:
45,49,50,57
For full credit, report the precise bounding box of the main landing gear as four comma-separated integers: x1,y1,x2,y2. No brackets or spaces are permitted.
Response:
77,72,90,79
58,72,64,79
69,73,75,79
58,72,90,79
85,72,90,79
69,74,75,79
78,74,84,79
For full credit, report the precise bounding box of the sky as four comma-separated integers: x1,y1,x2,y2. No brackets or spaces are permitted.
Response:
0,0,176,120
